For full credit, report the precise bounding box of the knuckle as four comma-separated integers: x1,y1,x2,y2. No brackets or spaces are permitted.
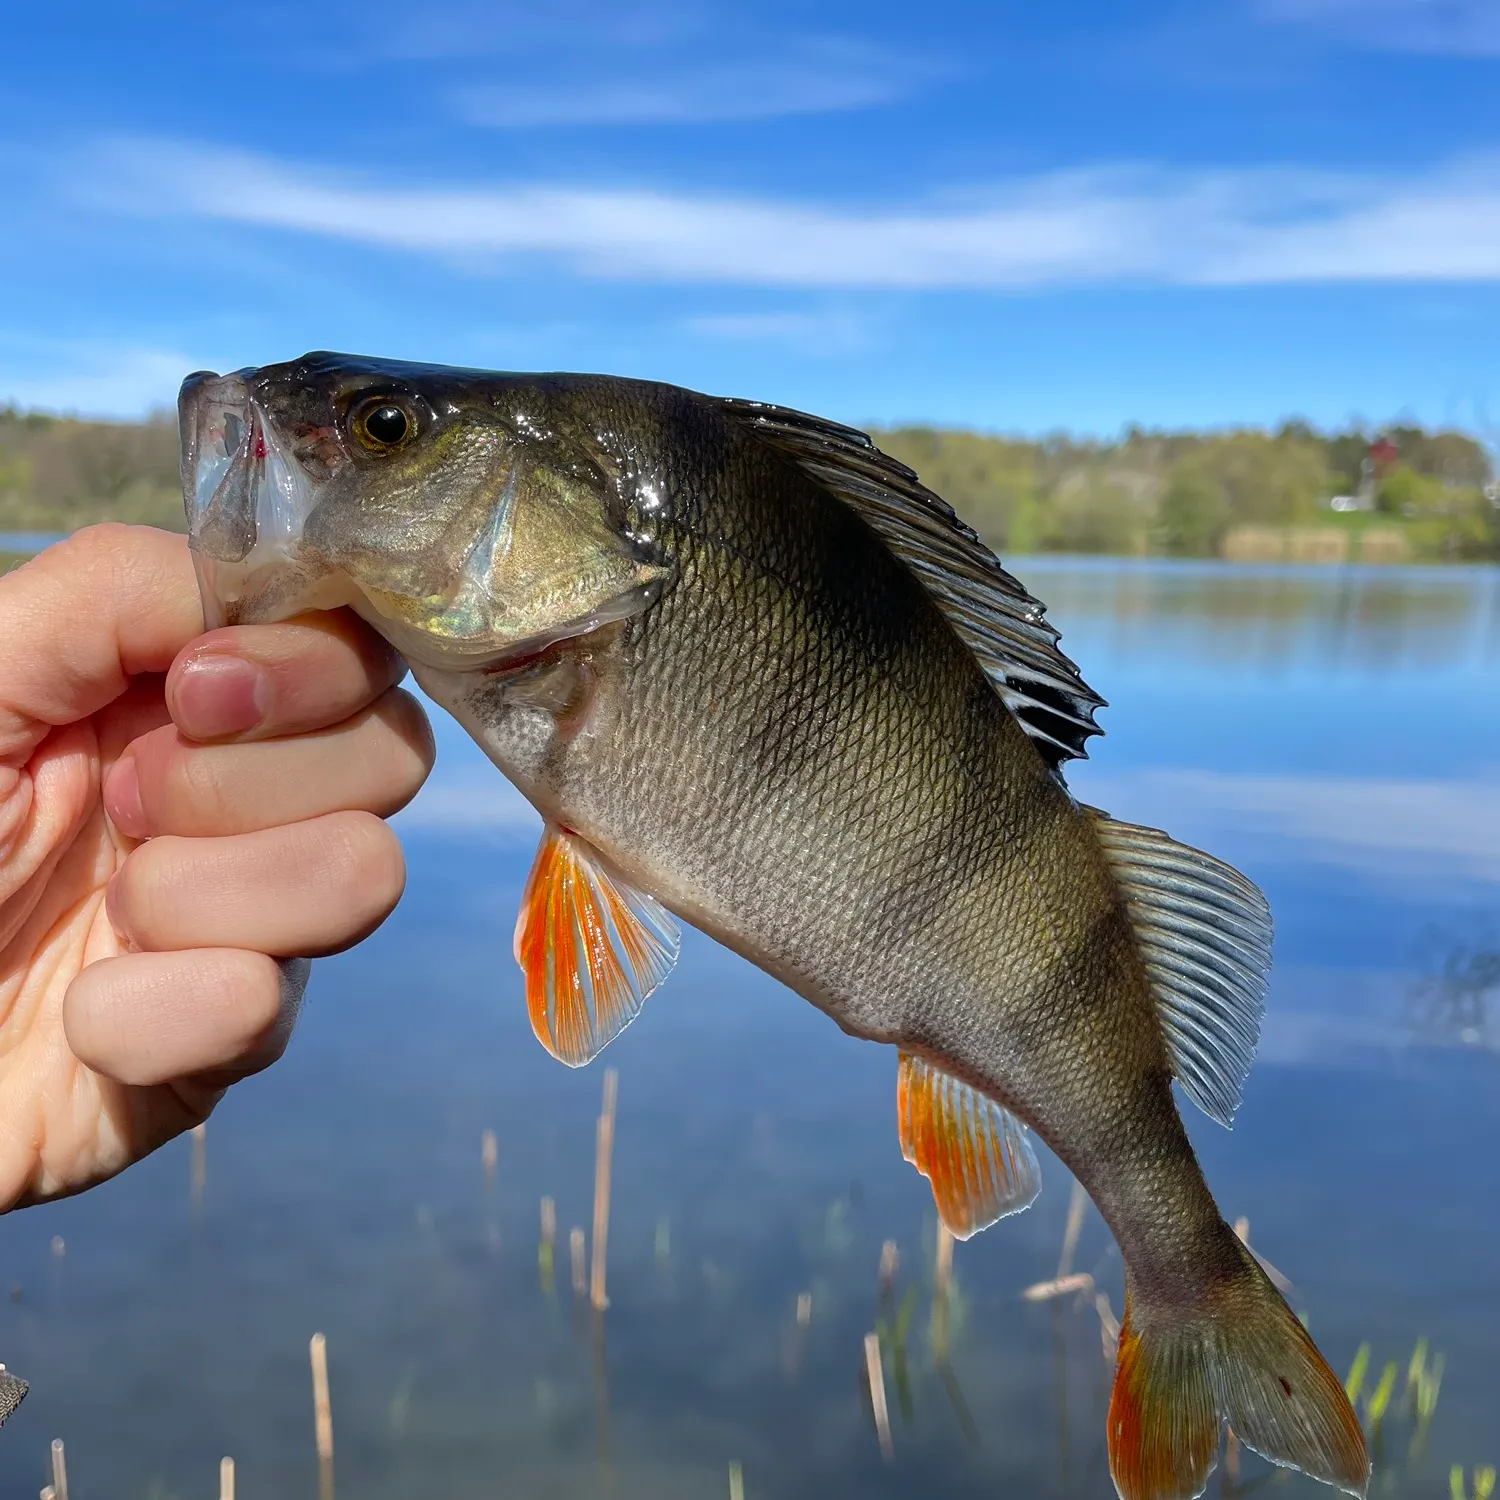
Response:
59,522,134,564
136,730,223,829
222,952,291,1052
110,839,176,942
171,744,233,828
381,686,436,761
323,811,406,912
370,688,437,793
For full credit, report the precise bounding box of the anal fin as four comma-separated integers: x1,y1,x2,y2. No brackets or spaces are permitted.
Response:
513,824,680,1067
896,1052,1041,1240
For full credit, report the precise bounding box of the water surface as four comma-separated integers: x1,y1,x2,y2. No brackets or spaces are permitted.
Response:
2,559,1497,1499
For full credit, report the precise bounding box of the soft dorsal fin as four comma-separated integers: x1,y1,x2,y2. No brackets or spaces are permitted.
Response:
896,1051,1041,1239
722,399,1106,772
513,825,680,1067
1086,809,1273,1128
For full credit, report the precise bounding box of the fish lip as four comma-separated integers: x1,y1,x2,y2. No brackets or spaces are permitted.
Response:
180,368,258,560
179,367,328,627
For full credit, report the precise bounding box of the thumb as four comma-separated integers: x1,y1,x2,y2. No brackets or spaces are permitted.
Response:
0,526,202,765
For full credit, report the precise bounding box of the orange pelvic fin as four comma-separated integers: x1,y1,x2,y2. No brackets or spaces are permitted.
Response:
1108,1245,1369,1500
513,824,680,1067
895,1051,1041,1240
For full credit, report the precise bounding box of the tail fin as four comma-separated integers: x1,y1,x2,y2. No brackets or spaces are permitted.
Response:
1108,1233,1369,1500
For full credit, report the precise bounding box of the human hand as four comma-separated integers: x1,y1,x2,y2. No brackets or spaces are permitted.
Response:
0,525,434,1210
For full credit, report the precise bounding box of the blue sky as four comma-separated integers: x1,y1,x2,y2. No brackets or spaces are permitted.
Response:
3,0,1500,435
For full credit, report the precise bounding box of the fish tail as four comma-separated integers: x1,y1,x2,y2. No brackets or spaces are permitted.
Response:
1108,1227,1368,1500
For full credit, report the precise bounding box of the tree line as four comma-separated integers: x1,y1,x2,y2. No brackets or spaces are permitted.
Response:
0,407,181,532
871,420,1498,563
2,404,1496,562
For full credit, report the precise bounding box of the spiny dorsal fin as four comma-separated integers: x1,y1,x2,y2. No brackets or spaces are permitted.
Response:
513,824,680,1067
1086,809,1272,1128
896,1051,1041,1239
721,399,1106,773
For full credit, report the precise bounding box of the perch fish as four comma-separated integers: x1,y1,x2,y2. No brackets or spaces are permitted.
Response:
178,353,1369,1500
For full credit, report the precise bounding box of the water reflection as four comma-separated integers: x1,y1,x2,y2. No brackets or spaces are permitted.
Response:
1409,922,1500,1051
1018,558,1500,674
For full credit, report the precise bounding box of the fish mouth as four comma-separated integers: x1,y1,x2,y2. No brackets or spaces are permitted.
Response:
179,369,355,629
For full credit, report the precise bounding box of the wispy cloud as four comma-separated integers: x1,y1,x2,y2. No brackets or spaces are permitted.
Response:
273,0,929,123
81,139,1500,290
1256,0,1500,55
457,39,916,126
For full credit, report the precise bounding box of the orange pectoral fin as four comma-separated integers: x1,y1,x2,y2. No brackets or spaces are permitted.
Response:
895,1052,1041,1240
514,825,680,1067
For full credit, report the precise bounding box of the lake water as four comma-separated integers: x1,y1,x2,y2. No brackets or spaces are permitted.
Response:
0,533,67,554
2,558,1498,1500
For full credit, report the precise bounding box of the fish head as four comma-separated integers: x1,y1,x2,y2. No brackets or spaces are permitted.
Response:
179,351,668,669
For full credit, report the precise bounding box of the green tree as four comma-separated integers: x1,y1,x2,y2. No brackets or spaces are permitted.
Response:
1192,432,1330,526
1157,460,1231,556
873,427,1045,552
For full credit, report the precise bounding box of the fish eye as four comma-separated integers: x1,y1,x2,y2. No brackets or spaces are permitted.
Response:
351,397,415,453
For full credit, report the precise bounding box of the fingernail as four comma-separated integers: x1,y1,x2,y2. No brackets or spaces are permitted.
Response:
174,655,268,739
103,873,137,952
103,754,147,840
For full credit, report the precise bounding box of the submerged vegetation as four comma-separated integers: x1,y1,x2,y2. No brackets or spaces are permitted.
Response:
15,1125,1489,1500
1,403,1496,563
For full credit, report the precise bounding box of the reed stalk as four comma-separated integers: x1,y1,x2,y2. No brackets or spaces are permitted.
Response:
571,1227,587,1297
539,1196,557,1291
878,1240,899,1296
591,1069,618,1312
220,1456,235,1500
310,1332,334,1500
190,1122,206,1207
1224,1428,1241,1494
796,1292,812,1327
931,1220,957,1359
864,1332,893,1460
1233,1214,1292,1292
481,1129,498,1183
50,1438,67,1500
1095,1291,1120,1360
1057,1179,1087,1278
1021,1271,1094,1303
934,1222,954,1300
728,1459,745,1500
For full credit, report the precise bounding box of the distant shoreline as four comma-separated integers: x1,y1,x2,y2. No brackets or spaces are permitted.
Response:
5,408,1496,564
